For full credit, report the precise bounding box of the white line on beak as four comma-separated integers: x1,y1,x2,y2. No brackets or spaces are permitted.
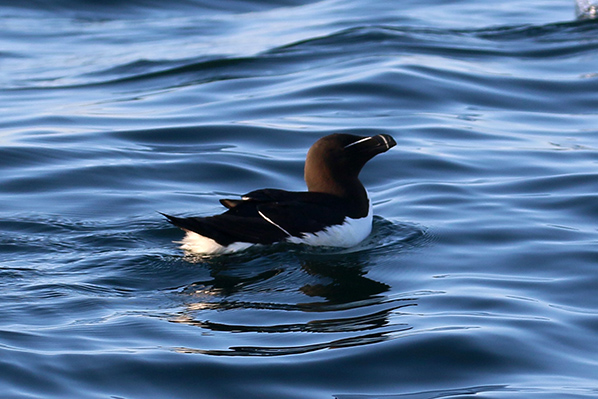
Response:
378,134,390,149
344,136,373,149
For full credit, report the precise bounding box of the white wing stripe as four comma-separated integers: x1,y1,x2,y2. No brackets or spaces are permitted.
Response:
258,210,292,237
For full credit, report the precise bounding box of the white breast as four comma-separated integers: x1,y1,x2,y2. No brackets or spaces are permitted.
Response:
286,198,373,248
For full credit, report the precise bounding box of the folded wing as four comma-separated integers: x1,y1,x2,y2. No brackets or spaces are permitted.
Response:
163,189,348,246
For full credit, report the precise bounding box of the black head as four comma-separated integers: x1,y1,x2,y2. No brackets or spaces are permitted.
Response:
304,133,396,196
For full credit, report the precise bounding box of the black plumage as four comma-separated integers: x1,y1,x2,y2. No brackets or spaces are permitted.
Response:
162,133,396,251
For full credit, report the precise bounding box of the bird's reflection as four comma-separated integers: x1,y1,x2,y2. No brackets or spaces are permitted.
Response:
177,248,391,307
169,248,417,356
299,254,390,304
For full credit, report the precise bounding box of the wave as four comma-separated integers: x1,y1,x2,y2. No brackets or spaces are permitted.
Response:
270,21,598,59
13,18,598,92
0,0,313,16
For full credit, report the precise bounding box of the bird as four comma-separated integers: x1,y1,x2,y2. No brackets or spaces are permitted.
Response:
162,133,396,254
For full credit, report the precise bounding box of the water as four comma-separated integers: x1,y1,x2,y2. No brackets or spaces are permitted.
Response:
1,0,598,398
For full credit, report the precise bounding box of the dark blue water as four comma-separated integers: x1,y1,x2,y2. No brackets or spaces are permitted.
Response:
2,1,598,398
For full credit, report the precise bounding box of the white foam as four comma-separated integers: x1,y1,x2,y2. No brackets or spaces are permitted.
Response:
576,0,598,19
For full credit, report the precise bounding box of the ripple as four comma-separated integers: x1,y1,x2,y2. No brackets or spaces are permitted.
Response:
2,1,598,398
334,385,509,399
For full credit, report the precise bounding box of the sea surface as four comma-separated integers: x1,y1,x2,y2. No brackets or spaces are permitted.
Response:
2,0,598,398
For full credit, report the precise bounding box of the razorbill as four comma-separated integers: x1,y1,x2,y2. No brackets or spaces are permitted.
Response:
162,133,396,254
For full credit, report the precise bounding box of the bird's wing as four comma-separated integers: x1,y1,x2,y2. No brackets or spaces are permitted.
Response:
164,191,348,245
255,198,348,237
219,188,300,209
162,212,287,246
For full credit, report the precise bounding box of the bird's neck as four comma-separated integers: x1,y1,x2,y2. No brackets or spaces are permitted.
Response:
307,175,369,218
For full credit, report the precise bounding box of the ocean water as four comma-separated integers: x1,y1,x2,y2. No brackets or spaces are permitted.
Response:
1,0,598,398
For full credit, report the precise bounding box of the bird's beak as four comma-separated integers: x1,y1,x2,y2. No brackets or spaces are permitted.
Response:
344,134,396,155
372,134,396,151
